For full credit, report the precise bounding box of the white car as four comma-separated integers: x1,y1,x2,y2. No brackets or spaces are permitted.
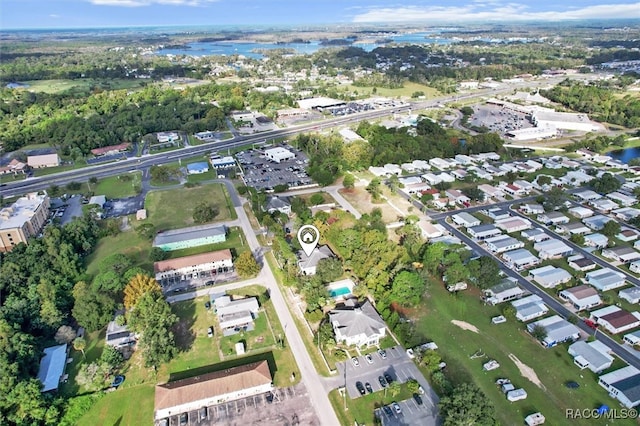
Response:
351,357,360,367
492,315,507,324
507,388,528,402
406,348,415,359
365,354,373,364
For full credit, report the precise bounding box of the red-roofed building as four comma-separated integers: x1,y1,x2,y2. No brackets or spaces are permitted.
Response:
90,143,131,157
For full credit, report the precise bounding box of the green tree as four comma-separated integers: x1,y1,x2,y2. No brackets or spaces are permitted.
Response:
72,282,115,332
390,270,425,306
466,257,501,289
570,233,585,245
73,337,86,358
602,220,621,238
315,257,343,283
421,350,443,374
5,379,60,425
366,178,382,202
54,325,77,344
407,379,420,394
310,193,325,206
75,362,110,391
530,324,548,342
235,251,260,278
592,172,621,194
124,274,161,311
100,346,124,370
388,381,401,397
193,202,218,224
150,247,169,261
135,223,156,240
502,304,516,320
439,383,496,426
342,173,355,189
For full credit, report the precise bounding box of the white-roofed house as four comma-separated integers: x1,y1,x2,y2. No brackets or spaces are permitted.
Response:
484,278,526,305
503,249,540,271
496,217,532,233
511,295,549,322
422,173,442,185
537,211,570,226
574,189,602,202
561,222,591,236
584,233,609,248
383,164,402,176
561,171,595,186
468,224,502,241
568,341,614,373
533,238,573,259
559,284,602,311
608,191,637,207
527,315,580,348
520,204,545,215
429,157,451,171
437,172,455,183
620,287,640,304
329,299,386,348
445,189,470,205
583,215,613,231
568,206,594,219
614,207,640,221
591,198,619,214
417,220,445,240
478,184,503,200
586,268,626,292
624,330,640,346
616,228,640,242
598,366,640,408
485,235,524,253
451,212,481,228
630,260,640,274
521,228,549,243
412,160,431,171
529,265,572,288
602,246,640,264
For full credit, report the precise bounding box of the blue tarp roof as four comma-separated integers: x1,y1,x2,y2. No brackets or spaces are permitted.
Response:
187,162,209,171
37,344,67,392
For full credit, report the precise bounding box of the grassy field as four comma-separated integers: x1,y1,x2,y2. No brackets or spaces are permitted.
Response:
145,183,236,231
33,160,88,177
91,173,142,198
85,228,152,276
22,78,147,94
340,81,440,99
410,280,637,426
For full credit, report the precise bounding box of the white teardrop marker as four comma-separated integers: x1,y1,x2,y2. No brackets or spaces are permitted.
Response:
297,224,320,257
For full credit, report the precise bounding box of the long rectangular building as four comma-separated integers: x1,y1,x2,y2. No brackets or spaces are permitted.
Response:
0,192,50,252
153,224,226,251
154,249,233,282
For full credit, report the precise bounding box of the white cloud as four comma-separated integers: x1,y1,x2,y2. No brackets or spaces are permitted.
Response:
89,0,216,6
49,14,61,18
352,2,640,22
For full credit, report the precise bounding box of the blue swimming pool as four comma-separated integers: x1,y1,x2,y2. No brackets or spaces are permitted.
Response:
329,287,351,298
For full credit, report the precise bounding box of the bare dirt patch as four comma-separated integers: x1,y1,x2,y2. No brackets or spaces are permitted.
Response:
509,353,546,390
451,320,480,333
338,187,402,223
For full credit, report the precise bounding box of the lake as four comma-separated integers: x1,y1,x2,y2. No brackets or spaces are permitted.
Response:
155,32,456,58
608,147,640,164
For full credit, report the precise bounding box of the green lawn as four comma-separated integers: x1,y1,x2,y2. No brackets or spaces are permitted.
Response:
144,183,236,231
412,281,637,426
76,384,155,426
340,81,440,99
33,160,88,177
23,78,147,95
92,173,142,198
85,228,152,277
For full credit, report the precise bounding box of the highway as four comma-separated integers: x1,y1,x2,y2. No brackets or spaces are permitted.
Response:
436,217,640,370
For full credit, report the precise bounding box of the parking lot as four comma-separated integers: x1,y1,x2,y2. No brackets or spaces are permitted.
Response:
469,104,533,136
237,144,315,191
158,384,319,426
161,269,237,294
335,345,439,425
375,396,438,426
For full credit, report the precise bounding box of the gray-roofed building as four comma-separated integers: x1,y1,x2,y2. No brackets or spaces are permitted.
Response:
534,238,573,259
602,246,640,264
213,295,260,335
511,295,549,322
485,235,524,253
568,255,597,272
483,207,510,221
614,207,640,221
468,224,502,240
583,215,614,231
496,217,532,233
329,299,386,348
584,233,609,249
620,287,640,304
521,228,549,243
574,189,602,202
520,204,545,215
591,198,619,213
264,196,291,216
568,341,613,373
484,278,526,305
559,284,602,311
451,212,481,228
586,268,626,291
598,366,640,408
624,330,640,346
529,265,572,288
568,206,594,219
537,211,570,225
106,319,137,348
37,344,68,392
297,245,334,275
560,222,591,235
503,248,540,271
88,195,107,209
527,315,580,348
153,224,226,251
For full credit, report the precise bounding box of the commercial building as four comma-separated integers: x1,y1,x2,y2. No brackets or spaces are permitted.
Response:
329,299,386,348
27,153,60,168
154,361,273,421
531,111,603,132
157,131,180,143
264,147,295,163
559,285,602,311
154,249,233,282
529,265,572,288
186,162,209,174
0,192,50,252
598,366,640,408
506,126,558,141
527,315,580,348
211,156,236,169
37,344,68,392
90,142,131,157
568,341,614,373
153,225,226,251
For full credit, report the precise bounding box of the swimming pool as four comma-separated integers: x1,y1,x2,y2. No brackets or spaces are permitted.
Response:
329,286,352,298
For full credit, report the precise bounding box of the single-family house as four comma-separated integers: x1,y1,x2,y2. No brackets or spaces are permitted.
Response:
624,330,640,346
529,265,572,288
567,255,597,272
214,295,260,334
525,160,543,171
591,306,640,334
432,198,452,209
559,284,602,311
586,268,627,292
478,184,503,199
534,238,573,259
630,260,640,274
584,233,609,249
602,247,640,264
297,245,334,276
37,344,68,392
598,366,640,408
411,160,431,171
501,183,527,197
400,163,417,173
404,182,433,194
438,172,455,183
417,220,445,240
329,299,386,348
521,228,549,243
513,180,535,194
422,173,442,185
537,211,570,225
561,222,591,236
496,217,532,233
617,228,640,242
483,207,510,221
265,196,291,216
485,235,524,253
568,206,594,219
561,171,595,186
445,189,470,205
429,157,451,171
483,164,505,176
451,212,481,228
520,204,545,215
614,207,640,221
574,190,602,202
455,154,476,165
591,198,619,214
583,215,613,231
106,319,137,348
499,163,518,174
484,278,526,305
468,224,502,240
399,176,422,186
568,341,614,373
608,192,637,207
511,295,549,322
383,164,402,176
503,248,540,271
620,287,640,304
470,167,494,180
527,315,580,348
636,240,640,251
450,169,468,180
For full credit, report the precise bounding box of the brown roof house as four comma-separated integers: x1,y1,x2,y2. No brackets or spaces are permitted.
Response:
591,306,640,334
154,361,273,421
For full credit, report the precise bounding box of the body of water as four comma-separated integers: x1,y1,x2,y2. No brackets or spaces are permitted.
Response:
156,31,456,58
608,147,640,164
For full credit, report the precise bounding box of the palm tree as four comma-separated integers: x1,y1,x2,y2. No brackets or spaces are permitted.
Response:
73,336,87,358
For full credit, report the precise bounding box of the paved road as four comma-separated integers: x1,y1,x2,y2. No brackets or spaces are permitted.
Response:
279,184,362,219
437,218,640,370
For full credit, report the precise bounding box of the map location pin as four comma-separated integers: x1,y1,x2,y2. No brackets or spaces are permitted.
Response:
297,225,320,257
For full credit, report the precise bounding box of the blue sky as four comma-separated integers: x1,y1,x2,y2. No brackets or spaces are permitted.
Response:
2,0,640,29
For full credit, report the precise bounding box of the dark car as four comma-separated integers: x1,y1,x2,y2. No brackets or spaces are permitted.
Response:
378,375,387,388
365,382,373,394
204,301,211,309
384,373,393,384
382,405,393,417
355,381,366,395
413,393,423,405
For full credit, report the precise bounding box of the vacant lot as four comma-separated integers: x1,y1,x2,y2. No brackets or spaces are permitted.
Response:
145,183,236,231
411,281,635,426
23,78,147,94
85,229,152,276
340,81,440,99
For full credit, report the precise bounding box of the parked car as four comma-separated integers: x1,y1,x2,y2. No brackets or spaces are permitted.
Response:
378,375,387,388
406,348,415,359
365,382,373,394
365,354,373,364
384,373,393,384
378,349,387,359
382,405,393,416
351,357,360,367
207,327,214,338
392,402,402,414
355,381,366,395
413,393,423,405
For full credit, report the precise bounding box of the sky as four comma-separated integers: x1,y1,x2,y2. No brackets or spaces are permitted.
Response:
2,0,640,30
